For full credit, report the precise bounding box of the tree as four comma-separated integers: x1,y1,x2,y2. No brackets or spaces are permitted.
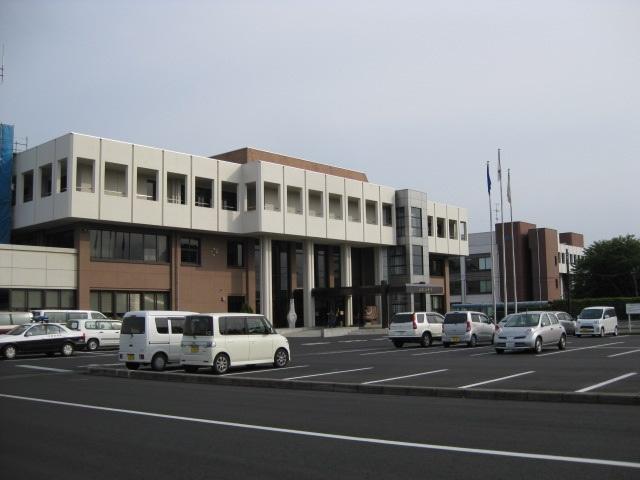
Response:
572,235,640,298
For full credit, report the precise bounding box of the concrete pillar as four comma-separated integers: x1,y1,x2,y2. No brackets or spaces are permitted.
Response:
374,247,385,326
303,240,315,327
260,237,273,322
341,244,353,326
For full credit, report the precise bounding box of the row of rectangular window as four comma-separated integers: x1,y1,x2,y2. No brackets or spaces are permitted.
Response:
0,288,76,311
395,207,467,241
559,252,581,265
90,290,169,319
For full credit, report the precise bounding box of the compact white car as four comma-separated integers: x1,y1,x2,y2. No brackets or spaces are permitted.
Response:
495,311,567,354
575,307,618,337
442,311,495,348
66,318,122,351
180,313,290,374
388,312,444,348
119,311,196,371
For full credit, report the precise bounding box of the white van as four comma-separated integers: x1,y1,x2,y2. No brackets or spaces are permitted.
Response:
31,310,108,323
65,318,122,351
180,313,290,374
119,311,196,371
575,306,619,337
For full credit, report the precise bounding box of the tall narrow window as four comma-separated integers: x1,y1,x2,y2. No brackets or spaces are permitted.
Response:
195,177,213,208
167,172,186,205
76,158,95,193
245,182,256,211
427,215,434,236
11,175,16,206
227,240,244,267
40,164,52,197
136,168,157,201
436,217,445,238
58,158,68,193
105,163,127,197
181,237,200,265
411,207,422,237
347,197,361,222
449,219,458,239
264,182,280,211
366,200,378,225
460,221,467,240
287,186,302,214
412,245,424,275
23,170,33,203
328,194,342,220
395,207,405,238
222,182,238,211
382,203,392,226
308,190,323,217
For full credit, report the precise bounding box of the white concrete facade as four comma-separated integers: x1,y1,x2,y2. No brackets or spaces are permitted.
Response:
0,244,76,290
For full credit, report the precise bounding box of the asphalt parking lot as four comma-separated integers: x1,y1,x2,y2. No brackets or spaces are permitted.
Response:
1,333,638,395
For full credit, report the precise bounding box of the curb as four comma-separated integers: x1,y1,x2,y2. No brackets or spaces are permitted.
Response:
86,367,640,406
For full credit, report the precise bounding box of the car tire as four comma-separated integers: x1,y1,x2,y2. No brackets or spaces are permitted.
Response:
86,338,99,351
443,342,450,348
558,334,566,350
614,326,618,336
213,353,230,375
274,348,289,368
600,328,605,338
576,334,581,338
3,344,17,360
184,365,199,374
495,348,504,354
151,353,167,372
125,362,140,370
467,335,477,348
61,342,74,357
534,337,543,354
490,334,495,345
420,332,432,348
392,340,404,348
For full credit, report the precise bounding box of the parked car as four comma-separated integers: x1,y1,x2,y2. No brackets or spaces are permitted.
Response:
550,311,576,336
388,311,444,348
0,312,33,334
0,323,84,359
495,311,567,354
442,311,495,348
65,318,122,351
180,313,290,374
119,311,196,371
31,310,109,323
575,307,618,337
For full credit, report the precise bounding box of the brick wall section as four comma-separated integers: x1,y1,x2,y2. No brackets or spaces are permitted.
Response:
559,232,584,248
212,147,369,182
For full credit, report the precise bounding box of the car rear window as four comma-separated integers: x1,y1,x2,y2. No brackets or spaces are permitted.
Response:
391,313,413,324
444,313,467,324
66,320,80,330
184,316,214,336
121,316,146,334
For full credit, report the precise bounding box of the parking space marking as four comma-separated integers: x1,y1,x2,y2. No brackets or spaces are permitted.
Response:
469,351,495,357
360,349,415,356
362,369,448,385
370,338,390,341
608,349,640,358
412,346,493,356
76,363,122,368
299,347,386,357
223,365,310,376
300,342,331,346
459,371,535,389
2,393,639,470
536,342,624,357
575,372,638,393
338,339,368,343
16,365,73,373
284,367,373,381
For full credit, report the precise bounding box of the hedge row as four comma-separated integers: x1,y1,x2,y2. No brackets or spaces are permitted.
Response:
548,297,640,318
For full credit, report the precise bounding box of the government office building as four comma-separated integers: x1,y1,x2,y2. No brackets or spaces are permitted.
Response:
2,132,469,327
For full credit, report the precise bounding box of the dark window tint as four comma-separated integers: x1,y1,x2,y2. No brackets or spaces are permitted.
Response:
227,241,244,267
247,317,269,334
444,313,468,324
170,317,185,334
121,316,146,334
155,317,169,334
219,317,246,335
391,313,413,324
184,316,213,336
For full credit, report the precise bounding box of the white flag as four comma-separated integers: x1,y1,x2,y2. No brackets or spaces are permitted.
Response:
497,149,502,181
507,169,512,204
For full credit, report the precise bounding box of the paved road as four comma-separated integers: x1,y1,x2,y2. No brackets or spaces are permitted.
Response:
1,370,639,480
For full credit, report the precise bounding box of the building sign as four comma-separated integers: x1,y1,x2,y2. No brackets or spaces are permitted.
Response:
626,303,640,315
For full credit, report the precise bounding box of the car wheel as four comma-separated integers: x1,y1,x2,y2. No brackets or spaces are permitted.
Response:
61,342,74,357
213,353,230,375
151,353,167,371
576,334,581,338
3,344,17,360
392,340,404,348
467,335,477,348
534,337,543,354
274,348,289,368
495,348,504,354
125,362,140,370
443,342,450,348
86,338,99,351
420,332,432,348
490,334,495,345
600,328,605,338
184,365,199,374
558,334,566,350
614,326,618,336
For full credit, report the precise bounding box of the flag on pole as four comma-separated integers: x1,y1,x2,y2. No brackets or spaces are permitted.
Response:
507,169,512,204
497,149,502,181
486,162,492,194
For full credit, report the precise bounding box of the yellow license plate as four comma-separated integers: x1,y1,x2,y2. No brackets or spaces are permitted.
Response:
452,337,460,342
191,346,199,353
127,354,134,360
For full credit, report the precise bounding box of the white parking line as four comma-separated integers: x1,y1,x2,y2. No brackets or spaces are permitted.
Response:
413,346,493,356
300,347,385,356
338,339,368,343
536,342,624,357
459,371,535,389
469,351,495,357
575,373,638,393
1,393,639,470
361,349,413,356
370,338,390,341
301,342,330,346
284,367,373,381
223,365,309,376
75,363,123,368
608,349,640,358
16,365,73,373
362,369,448,385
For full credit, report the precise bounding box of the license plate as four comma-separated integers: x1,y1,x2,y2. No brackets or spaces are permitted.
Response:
507,342,515,349
452,336,460,343
190,346,199,353
127,354,134,361
581,328,590,332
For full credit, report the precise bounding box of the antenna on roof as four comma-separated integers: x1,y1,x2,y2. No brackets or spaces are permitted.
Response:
0,44,5,83
13,136,28,153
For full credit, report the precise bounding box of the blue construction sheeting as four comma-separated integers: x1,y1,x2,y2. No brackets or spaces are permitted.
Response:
0,123,14,243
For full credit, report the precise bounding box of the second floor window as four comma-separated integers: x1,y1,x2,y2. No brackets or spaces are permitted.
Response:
411,207,422,237
227,240,244,267
181,237,200,264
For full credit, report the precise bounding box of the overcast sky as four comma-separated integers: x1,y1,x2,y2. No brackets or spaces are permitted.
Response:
1,0,638,244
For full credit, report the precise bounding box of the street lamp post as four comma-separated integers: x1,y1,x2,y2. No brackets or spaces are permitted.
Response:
566,248,572,316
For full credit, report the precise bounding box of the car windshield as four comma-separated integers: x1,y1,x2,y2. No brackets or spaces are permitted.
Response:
499,314,517,324
6,325,30,335
504,313,540,328
578,309,604,320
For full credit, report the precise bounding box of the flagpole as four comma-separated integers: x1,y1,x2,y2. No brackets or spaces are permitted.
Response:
487,161,497,321
498,149,508,320
508,169,518,313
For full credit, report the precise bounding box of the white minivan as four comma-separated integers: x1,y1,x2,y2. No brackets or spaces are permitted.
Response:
180,313,290,374
575,306,619,337
119,311,196,371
